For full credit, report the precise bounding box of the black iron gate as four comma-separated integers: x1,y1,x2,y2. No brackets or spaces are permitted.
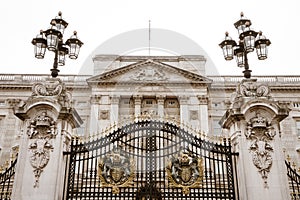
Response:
285,160,300,199
63,120,237,199
0,158,17,200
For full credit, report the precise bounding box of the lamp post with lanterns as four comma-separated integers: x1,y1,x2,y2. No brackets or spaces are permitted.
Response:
31,12,83,78
219,12,271,79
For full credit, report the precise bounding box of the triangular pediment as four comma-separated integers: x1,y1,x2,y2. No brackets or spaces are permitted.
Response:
87,59,211,85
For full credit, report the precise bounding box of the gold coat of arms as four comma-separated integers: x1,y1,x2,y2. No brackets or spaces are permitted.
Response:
98,148,134,194
166,149,203,194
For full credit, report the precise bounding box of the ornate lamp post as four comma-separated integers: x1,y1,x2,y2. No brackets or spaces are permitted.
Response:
32,12,83,78
219,12,271,79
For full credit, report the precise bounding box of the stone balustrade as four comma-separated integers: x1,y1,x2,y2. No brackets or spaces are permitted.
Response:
1,74,300,86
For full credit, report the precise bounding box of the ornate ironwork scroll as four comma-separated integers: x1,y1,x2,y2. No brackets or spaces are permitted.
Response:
98,148,134,194
246,112,275,188
27,112,56,187
166,149,204,194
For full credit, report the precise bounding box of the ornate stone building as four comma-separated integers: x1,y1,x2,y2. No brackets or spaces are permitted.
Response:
0,54,299,199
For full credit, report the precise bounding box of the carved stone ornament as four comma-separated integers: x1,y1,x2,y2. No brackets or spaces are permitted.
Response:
98,147,134,194
99,110,109,120
190,110,198,120
130,66,168,81
27,112,56,188
166,149,203,194
246,112,275,188
237,80,270,98
31,78,72,108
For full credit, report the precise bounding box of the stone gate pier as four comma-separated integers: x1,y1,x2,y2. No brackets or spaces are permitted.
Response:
220,79,291,200
12,78,82,200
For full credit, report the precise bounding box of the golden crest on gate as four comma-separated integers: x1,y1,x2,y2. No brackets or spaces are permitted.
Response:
181,166,192,183
98,147,134,194
166,148,203,194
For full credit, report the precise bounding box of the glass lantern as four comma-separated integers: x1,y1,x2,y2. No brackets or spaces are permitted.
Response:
50,11,68,34
234,46,245,67
255,31,271,60
31,30,47,59
240,30,258,53
219,32,237,60
234,12,252,35
58,44,69,66
66,31,83,59
44,26,62,51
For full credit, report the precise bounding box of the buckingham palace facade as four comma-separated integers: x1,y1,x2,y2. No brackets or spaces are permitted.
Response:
0,54,299,200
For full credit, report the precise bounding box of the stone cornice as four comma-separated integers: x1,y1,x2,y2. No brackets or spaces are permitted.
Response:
93,55,206,62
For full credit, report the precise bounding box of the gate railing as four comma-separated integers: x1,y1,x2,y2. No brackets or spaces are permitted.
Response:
0,158,17,200
285,160,300,200
63,120,238,200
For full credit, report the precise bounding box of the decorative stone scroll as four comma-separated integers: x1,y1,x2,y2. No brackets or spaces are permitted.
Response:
237,79,270,98
166,149,203,194
246,112,275,188
31,78,72,108
27,112,56,188
98,148,134,194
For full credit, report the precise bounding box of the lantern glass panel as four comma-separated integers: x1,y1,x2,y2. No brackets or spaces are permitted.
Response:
222,45,234,60
256,44,268,60
235,52,245,68
243,35,255,52
58,52,66,66
56,23,66,34
237,24,249,35
32,33,47,59
34,42,46,59
69,43,80,59
46,33,58,51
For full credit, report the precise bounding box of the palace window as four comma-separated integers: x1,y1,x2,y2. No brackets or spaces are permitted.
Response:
142,98,157,115
146,100,153,105
165,99,179,108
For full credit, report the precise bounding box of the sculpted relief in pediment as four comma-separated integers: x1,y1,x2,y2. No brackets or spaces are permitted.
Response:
130,66,168,81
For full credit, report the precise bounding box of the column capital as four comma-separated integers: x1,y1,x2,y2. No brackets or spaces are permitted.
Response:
90,95,101,104
133,95,142,105
178,95,189,104
197,95,208,105
156,95,166,104
7,98,22,108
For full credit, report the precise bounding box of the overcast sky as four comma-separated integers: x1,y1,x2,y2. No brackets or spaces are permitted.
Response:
1,0,299,76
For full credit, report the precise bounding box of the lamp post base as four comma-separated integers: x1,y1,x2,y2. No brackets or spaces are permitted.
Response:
51,68,60,78
243,69,252,79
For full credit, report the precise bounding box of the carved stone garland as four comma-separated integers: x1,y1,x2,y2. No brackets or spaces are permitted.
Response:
246,112,275,188
27,112,56,188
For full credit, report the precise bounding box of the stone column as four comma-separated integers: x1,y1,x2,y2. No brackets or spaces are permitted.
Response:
179,96,189,124
90,94,101,134
110,95,120,123
133,95,142,118
198,95,209,134
220,79,290,200
12,78,82,200
156,95,165,119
